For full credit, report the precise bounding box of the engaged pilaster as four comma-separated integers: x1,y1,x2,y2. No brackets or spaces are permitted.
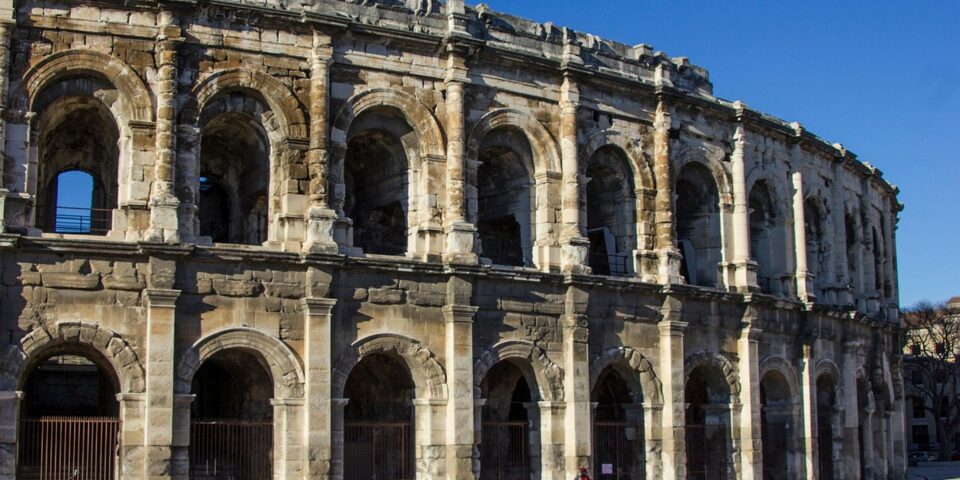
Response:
144,288,181,479
792,171,815,303
303,296,337,479
800,343,817,479
442,40,477,263
654,99,682,284
736,308,763,479
304,30,340,254
657,295,687,479
0,391,22,480
562,283,591,475
558,72,589,274
443,301,477,479
147,12,183,243
0,21,13,234
727,119,758,291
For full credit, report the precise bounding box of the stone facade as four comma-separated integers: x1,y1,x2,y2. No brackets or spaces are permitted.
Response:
0,0,905,478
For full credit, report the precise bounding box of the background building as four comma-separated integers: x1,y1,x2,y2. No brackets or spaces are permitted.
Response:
0,0,904,478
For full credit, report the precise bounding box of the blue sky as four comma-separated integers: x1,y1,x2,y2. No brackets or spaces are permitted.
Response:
481,0,960,307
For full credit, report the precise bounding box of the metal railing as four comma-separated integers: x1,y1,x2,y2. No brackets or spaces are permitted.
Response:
589,253,631,277
685,425,730,480
593,421,639,480
36,205,112,235
189,419,273,480
344,421,413,480
17,416,121,480
480,421,530,480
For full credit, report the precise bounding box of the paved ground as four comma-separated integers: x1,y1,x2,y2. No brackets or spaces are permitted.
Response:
909,464,960,480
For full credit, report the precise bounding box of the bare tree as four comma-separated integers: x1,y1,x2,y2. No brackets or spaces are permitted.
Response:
903,300,960,459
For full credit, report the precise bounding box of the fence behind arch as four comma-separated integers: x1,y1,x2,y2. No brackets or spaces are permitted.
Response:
17,416,121,480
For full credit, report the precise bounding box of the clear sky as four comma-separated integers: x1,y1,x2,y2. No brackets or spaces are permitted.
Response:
481,0,960,307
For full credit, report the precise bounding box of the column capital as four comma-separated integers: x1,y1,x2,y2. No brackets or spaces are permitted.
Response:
303,297,337,314
657,319,688,335
442,304,477,322
144,288,180,308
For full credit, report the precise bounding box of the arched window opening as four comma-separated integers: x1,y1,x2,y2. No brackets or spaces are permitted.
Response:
676,164,722,287
585,147,637,277
480,361,536,480
845,213,859,292
760,371,792,480
198,109,270,245
343,354,415,480
880,218,892,297
18,352,121,478
190,349,274,479
685,366,732,480
856,378,870,479
749,182,784,294
816,375,838,480
592,367,643,479
872,227,883,293
804,200,828,299
343,109,413,256
35,93,119,236
476,128,535,267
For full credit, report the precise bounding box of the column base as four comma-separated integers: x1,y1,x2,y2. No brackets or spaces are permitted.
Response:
303,206,340,254
146,196,181,244
443,221,477,265
658,247,684,284
560,235,590,275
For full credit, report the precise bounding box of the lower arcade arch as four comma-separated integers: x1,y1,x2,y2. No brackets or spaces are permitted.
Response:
342,353,416,480
478,360,539,480
685,364,734,480
189,348,274,479
816,373,840,480
17,347,121,479
759,370,795,480
591,366,645,479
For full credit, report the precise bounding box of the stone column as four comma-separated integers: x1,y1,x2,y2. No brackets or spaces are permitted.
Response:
0,391,22,480
272,398,305,478
727,121,758,291
443,304,477,479
304,30,340,253
329,398,349,480
144,288,180,479
889,354,907,479
842,342,862,479
658,295,687,479
793,172,815,303
861,404,875,479
654,99,682,284
800,343,818,479
170,394,194,479
303,297,337,478
147,12,183,244
562,284,590,476
559,74,589,274
442,45,477,263
0,21,14,233
737,312,763,479
414,399,447,480
831,162,853,306
118,393,148,477
538,401,566,480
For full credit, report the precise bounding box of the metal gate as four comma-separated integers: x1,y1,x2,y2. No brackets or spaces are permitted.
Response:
343,421,413,480
17,416,121,480
189,419,273,480
685,425,729,480
761,422,789,480
592,421,639,479
480,421,530,480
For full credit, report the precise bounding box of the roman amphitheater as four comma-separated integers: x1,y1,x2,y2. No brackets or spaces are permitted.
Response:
0,0,904,478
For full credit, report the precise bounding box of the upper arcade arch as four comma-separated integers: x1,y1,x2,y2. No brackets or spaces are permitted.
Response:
466,108,561,176
330,88,446,159
175,327,305,399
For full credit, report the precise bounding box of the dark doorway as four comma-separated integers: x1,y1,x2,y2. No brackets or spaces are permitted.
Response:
480,361,535,480
592,367,642,479
685,366,731,480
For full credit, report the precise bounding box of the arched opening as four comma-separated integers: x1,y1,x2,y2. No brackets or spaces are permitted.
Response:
18,350,121,478
749,182,782,294
190,349,274,479
685,365,732,480
479,360,537,480
34,85,120,236
585,147,637,276
343,108,412,256
343,354,415,480
592,366,643,479
760,371,792,480
816,375,838,480
856,378,871,479
475,127,535,267
197,93,272,246
676,163,722,287
804,199,828,299
845,213,860,295
872,227,883,293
